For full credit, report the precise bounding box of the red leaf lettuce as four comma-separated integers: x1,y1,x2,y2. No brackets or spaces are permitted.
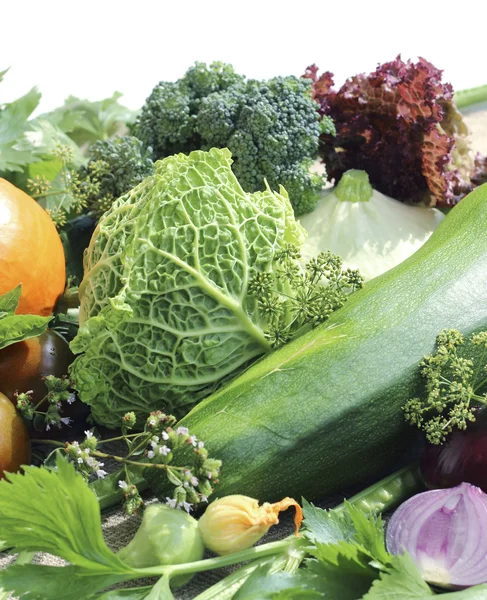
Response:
304,57,487,207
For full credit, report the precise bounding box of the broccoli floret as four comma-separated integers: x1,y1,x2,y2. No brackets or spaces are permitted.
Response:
76,136,154,219
133,62,244,158
197,76,323,216
134,64,323,216
132,81,195,157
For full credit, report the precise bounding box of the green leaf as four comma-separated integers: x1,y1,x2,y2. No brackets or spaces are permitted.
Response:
41,93,137,148
362,553,434,599
0,313,50,350
306,541,378,600
0,284,22,315
0,564,132,600
144,575,174,600
0,87,42,173
234,565,324,599
345,501,389,566
302,498,355,545
0,456,130,572
363,553,487,600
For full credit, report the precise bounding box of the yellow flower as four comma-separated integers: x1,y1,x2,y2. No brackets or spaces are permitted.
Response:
198,495,302,555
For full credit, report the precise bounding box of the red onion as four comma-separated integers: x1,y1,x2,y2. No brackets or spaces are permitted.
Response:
386,483,487,588
421,409,487,492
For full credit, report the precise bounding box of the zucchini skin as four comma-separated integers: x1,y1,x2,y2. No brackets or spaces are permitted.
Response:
179,183,487,502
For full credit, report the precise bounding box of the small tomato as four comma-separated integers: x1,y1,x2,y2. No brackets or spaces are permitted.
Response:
0,330,89,437
0,391,30,479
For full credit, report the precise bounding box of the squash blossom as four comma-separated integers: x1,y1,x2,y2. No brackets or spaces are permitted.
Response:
198,494,303,555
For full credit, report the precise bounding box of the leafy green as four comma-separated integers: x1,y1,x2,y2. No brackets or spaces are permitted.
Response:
41,93,137,149
0,457,139,599
70,147,308,426
0,83,41,173
0,285,50,349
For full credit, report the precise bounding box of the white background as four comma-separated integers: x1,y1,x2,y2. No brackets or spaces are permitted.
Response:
1,0,487,113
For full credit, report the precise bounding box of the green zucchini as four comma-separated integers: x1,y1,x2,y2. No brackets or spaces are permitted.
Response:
178,183,487,502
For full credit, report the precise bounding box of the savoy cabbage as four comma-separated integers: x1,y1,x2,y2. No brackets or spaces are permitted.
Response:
70,148,306,427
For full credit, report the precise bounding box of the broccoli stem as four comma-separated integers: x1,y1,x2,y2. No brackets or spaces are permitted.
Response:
455,84,487,110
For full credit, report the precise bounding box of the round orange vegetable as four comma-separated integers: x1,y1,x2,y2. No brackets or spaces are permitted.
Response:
0,391,30,479
0,178,66,315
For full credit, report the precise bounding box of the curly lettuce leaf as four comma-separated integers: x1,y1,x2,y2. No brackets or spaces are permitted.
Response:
70,148,306,427
305,56,484,207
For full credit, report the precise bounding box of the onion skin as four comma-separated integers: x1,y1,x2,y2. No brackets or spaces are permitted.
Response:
386,482,487,588
421,410,487,493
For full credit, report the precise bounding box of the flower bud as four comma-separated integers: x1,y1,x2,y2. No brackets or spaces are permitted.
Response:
198,495,302,555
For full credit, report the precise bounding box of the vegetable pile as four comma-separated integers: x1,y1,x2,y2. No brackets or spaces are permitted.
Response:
2,53,487,599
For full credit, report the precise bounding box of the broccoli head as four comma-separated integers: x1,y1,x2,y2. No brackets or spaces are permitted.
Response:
197,76,322,216
132,62,245,158
133,64,323,216
76,135,154,219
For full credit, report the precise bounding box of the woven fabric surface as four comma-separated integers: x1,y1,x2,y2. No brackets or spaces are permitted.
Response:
1,107,486,599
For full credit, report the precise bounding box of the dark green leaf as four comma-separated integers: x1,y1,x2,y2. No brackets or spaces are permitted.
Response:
0,564,131,600
302,498,355,545
345,501,389,565
306,541,377,600
0,284,21,315
0,313,50,350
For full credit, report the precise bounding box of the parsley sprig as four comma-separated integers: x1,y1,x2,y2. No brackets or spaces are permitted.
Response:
404,329,487,444
249,243,363,348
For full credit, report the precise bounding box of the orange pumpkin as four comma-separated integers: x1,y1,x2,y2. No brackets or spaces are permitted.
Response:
0,178,66,316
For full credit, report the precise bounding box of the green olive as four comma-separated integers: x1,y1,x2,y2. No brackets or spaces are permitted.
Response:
117,504,204,588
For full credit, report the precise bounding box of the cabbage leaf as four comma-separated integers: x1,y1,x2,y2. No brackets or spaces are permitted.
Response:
70,148,305,427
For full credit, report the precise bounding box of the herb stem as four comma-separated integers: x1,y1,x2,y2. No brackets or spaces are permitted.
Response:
455,84,487,110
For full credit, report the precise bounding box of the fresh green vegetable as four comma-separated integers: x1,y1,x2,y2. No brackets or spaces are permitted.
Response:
118,503,204,587
40,92,137,149
75,135,154,220
0,455,422,600
133,61,323,216
133,61,244,157
70,147,350,427
0,285,50,350
299,169,444,281
404,328,487,444
174,181,487,504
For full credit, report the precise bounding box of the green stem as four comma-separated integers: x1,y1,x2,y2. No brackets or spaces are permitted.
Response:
455,84,487,110
136,539,290,579
194,463,423,600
